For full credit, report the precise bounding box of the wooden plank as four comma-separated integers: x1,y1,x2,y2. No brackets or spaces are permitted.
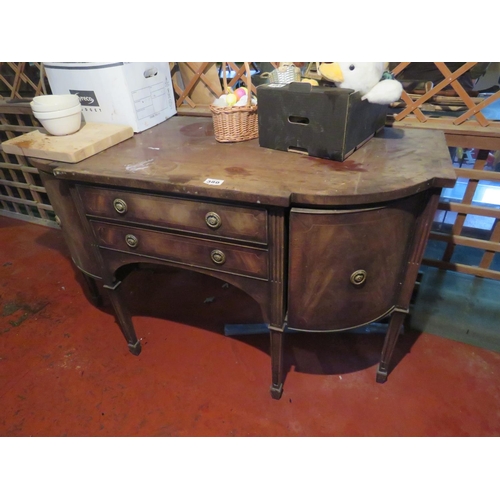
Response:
0,193,51,210
407,94,484,106
0,100,33,114
0,178,45,192
452,168,500,182
388,115,500,135
2,122,134,163
0,124,43,133
438,201,500,219
454,89,500,126
444,133,500,150
429,231,500,252
390,62,411,76
422,258,500,280
177,104,212,117
479,221,500,270
0,162,40,174
0,208,58,229
388,116,500,147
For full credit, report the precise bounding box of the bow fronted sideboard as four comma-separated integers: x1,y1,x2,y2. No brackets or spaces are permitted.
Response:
30,116,456,399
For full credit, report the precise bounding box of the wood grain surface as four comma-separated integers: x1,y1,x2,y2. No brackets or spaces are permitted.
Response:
31,115,456,207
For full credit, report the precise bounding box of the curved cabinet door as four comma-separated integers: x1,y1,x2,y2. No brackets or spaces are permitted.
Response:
287,194,425,331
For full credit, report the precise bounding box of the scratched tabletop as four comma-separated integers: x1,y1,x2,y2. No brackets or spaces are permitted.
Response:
30,115,456,207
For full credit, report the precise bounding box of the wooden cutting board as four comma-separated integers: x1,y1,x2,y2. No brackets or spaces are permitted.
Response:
1,122,134,163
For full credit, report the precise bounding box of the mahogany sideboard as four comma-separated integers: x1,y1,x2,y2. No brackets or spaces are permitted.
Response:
30,116,456,399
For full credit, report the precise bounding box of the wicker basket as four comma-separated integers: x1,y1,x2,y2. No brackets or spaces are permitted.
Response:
209,62,258,143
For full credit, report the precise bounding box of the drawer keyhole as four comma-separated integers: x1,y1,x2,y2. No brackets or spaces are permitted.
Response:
114,198,128,214
205,212,222,229
211,249,226,265
125,234,139,248
350,270,367,286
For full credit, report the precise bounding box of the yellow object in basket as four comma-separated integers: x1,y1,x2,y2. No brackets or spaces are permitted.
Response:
226,94,237,107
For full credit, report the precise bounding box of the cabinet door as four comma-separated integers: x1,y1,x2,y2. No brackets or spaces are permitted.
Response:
287,195,425,331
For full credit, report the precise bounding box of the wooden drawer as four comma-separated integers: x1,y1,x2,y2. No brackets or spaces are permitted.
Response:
78,185,268,244
91,221,269,280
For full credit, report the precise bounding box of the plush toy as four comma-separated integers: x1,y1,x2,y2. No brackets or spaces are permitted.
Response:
318,62,403,105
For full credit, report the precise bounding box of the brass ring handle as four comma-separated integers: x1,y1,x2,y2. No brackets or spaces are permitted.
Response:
125,234,139,248
55,215,62,227
350,269,367,286
210,249,226,265
113,198,128,214
205,212,222,229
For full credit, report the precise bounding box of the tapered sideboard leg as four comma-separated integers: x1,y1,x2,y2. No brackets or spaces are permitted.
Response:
376,309,406,383
104,281,142,356
269,327,285,400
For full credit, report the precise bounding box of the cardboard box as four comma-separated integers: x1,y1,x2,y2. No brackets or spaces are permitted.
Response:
257,82,388,161
44,62,177,133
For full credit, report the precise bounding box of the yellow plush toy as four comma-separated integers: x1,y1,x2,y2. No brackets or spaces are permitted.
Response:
318,62,403,105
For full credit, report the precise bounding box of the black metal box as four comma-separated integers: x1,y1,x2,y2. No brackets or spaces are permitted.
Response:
257,82,388,161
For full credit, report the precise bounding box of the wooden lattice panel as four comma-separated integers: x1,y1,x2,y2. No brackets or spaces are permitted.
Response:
386,63,500,280
390,62,500,128
423,144,500,281
0,100,57,228
0,62,48,99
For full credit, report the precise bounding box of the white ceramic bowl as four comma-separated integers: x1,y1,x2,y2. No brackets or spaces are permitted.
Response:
33,103,81,120
30,94,80,113
33,104,82,136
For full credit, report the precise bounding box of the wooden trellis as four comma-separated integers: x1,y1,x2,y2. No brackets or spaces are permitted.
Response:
390,62,500,129
424,144,500,281
388,62,500,280
0,99,57,228
0,62,48,98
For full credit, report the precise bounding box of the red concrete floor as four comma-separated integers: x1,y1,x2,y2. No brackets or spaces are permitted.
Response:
1,215,500,437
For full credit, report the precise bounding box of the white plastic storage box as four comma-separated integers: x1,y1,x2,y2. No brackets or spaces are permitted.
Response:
43,62,177,133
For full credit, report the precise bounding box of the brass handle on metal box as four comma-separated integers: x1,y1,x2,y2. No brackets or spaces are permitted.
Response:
211,249,226,265
113,198,128,214
205,212,222,229
125,234,138,248
350,270,367,286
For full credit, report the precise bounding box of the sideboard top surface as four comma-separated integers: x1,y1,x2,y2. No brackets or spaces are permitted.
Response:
33,115,456,207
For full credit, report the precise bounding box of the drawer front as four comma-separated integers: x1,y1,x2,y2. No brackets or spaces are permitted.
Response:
287,195,423,331
91,221,269,280
78,186,268,244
